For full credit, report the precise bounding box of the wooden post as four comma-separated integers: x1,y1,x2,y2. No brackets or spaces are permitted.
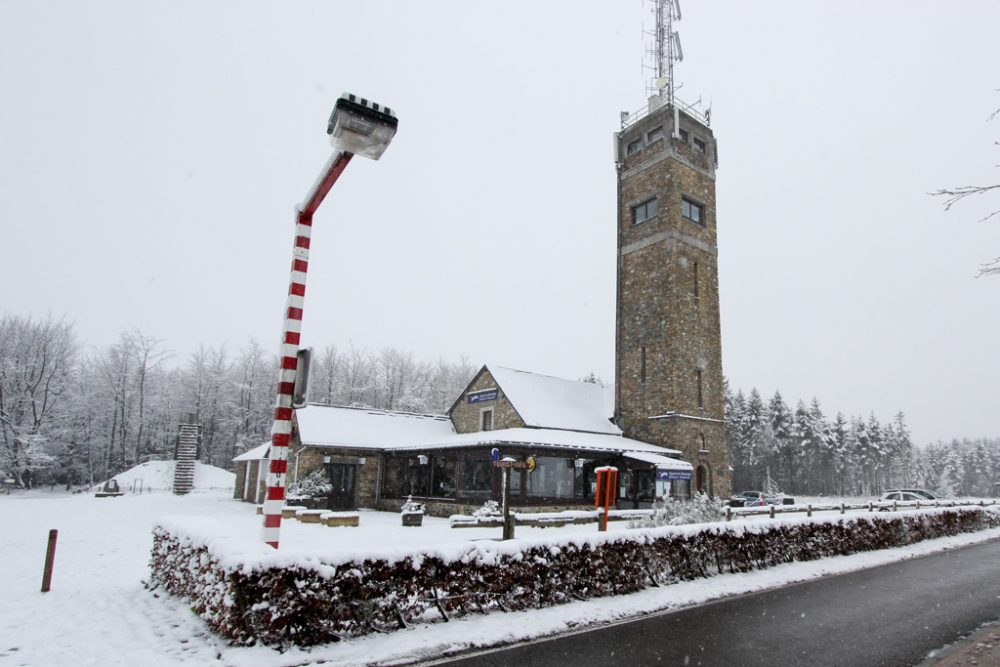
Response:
726,506,732,522
769,505,775,519
41,529,58,593
502,467,514,541
840,502,845,515
807,504,812,517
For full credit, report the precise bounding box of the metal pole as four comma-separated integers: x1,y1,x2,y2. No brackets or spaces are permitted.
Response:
41,529,58,592
502,467,514,540
261,151,353,549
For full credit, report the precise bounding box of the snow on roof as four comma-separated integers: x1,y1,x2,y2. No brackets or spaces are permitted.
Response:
233,441,270,462
623,450,693,470
295,404,456,449
383,427,684,459
487,365,620,435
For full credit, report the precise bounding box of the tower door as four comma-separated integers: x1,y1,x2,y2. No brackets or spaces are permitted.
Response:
695,465,707,495
326,463,357,510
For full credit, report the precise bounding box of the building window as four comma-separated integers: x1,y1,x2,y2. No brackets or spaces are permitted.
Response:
696,369,704,408
627,138,643,155
678,128,689,143
693,261,700,297
461,457,493,499
681,197,704,226
480,408,493,432
640,346,647,383
693,137,706,153
525,457,579,499
431,456,457,498
632,197,658,225
647,126,664,144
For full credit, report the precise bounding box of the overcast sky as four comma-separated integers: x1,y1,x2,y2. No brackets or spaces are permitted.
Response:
2,1,998,445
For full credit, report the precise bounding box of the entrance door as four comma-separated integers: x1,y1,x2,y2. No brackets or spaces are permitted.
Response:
327,463,356,510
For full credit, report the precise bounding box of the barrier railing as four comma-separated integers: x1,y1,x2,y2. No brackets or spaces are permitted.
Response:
726,499,999,522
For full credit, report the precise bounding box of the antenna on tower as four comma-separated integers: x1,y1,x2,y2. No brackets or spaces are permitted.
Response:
644,0,683,103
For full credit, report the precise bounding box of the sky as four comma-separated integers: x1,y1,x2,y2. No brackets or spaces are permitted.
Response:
1,0,998,445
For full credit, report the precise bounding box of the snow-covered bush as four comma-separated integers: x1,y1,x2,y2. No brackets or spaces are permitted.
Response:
629,493,726,528
150,506,1000,648
289,469,332,498
472,499,501,519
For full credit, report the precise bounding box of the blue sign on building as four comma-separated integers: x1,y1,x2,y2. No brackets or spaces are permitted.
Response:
468,389,498,404
656,469,693,481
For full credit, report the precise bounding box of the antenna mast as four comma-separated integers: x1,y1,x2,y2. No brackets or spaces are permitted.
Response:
647,0,683,103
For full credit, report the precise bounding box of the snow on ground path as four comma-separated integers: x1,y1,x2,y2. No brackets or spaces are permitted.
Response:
2,491,999,667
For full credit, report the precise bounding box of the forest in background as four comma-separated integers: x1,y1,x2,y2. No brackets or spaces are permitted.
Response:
2,313,998,497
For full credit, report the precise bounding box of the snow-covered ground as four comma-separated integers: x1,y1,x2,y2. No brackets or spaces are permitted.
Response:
3,490,999,667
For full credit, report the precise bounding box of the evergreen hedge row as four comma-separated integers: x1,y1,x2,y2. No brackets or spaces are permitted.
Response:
149,508,1000,647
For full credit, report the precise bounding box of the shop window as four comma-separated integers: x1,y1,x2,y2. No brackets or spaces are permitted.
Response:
461,458,493,499
632,197,658,225
682,197,704,226
431,456,457,498
525,457,579,499
408,459,429,497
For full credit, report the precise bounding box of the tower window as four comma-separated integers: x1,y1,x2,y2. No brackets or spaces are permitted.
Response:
627,138,643,155
678,129,689,143
693,137,706,153
647,126,664,144
681,197,705,226
481,408,494,432
693,261,700,297
632,197,658,225
696,370,704,408
640,346,647,383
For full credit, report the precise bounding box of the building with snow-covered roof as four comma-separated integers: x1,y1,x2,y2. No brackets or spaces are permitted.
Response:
234,364,693,515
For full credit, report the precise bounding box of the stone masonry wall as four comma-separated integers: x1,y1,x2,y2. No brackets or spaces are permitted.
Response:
615,105,730,498
290,443,381,509
450,368,524,434
234,462,247,500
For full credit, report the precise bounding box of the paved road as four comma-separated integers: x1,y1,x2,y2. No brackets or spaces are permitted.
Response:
428,538,1000,667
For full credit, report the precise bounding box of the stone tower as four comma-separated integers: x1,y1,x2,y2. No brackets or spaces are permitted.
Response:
614,98,730,498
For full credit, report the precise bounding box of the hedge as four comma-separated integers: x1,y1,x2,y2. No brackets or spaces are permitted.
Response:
148,507,1000,647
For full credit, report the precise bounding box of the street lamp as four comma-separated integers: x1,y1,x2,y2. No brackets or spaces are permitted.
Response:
261,93,399,549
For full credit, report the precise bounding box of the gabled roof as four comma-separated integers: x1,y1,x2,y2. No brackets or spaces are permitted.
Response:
486,365,620,435
295,403,456,449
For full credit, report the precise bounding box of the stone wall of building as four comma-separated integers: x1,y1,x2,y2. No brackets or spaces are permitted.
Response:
449,367,525,434
615,104,730,498
290,443,382,509
234,461,247,500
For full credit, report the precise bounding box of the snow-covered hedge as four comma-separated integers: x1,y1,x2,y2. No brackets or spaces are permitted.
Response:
149,507,1000,647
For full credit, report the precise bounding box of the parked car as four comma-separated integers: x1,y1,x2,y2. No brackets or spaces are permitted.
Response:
879,490,932,510
884,488,946,501
729,491,786,507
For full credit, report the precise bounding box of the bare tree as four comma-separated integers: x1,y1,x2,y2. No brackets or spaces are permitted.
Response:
931,102,1000,276
0,315,77,487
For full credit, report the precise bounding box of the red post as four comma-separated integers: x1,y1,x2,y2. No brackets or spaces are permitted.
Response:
261,151,353,549
595,466,619,532
41,529,58,592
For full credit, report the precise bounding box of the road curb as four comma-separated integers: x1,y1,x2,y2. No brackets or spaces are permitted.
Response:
919,619,1000,666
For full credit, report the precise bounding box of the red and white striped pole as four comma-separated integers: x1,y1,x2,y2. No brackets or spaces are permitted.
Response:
261,151,353,548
